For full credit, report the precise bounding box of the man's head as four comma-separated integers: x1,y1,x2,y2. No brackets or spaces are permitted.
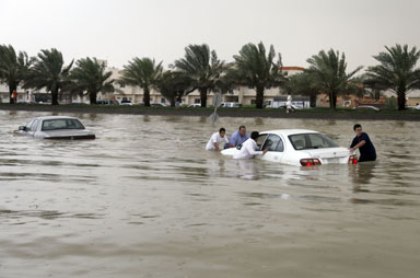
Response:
219,127,226,137
353,124,362,136
238,125,246,136
250,131,259,141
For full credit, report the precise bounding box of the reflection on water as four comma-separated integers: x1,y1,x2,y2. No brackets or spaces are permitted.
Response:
1,111,420,278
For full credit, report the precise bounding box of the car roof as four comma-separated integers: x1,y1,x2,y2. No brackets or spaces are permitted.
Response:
260,129,319,136
33,116,80,120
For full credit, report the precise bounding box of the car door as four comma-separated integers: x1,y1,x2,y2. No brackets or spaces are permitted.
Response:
260,134,285,162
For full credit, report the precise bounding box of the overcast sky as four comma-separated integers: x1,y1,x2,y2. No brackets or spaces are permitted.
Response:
1,0,419,70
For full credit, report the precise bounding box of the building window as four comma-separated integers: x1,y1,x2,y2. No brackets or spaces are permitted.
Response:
194,98,200,104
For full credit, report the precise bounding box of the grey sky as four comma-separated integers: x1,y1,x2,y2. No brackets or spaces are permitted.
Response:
1,0,419,70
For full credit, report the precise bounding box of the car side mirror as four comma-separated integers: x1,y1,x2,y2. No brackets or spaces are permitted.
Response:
18,126,27,131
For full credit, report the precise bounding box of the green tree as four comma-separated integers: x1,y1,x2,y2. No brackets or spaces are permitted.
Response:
156,71,193,107
174,44,224,107
285,72,318,108
306,49,362,109
120,57,163,107
233,42,284,109
0,44,33,103
24,48,73,105
70,57,114,104
365,44,420,110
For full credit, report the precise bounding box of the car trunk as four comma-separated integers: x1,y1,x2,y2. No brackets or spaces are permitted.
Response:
302,147,350,164
43,130,95,140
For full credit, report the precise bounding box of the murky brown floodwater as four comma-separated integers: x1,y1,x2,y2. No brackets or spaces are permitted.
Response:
1,110,420,278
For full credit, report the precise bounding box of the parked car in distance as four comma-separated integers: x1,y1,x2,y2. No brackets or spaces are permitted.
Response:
278,104,303,110
96,99,119,105
150,103,168,107
354,105,380,111
188,103,202,108
120,100,133,105
221,102,241,108
15,116,95,140
221,129,357,167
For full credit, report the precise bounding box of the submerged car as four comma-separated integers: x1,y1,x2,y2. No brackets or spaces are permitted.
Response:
15,116,95,140
221,129,357,166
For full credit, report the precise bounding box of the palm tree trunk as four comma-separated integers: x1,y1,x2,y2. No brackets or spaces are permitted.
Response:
329,91,337,109
51,89,59,105
256,85,264,109
310,94,317,108
89,91,97,104
397,89,406,110
9,83,17,104
170,97,176,107
199,88,207,107
143,87,151,107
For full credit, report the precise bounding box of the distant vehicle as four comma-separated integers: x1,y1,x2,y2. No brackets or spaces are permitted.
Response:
188,103,202,108
221,102,240,108
96,99,119,105
151,103,168,107
278,104,303,110
15,116,95,140
221,129,357,167
120,100,133,105
354,105,380,111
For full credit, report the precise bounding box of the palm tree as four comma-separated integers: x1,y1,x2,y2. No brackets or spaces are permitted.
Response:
306,49,362,109
24,48,73,105
232,42,284,109
120,57,163,107
174,44,224,107
365,44,420,110
156,70,193,107
0,44,33,103
70,57,114,104
285,72,318,108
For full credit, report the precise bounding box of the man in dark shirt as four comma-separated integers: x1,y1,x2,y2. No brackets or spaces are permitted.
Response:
350,124,376,162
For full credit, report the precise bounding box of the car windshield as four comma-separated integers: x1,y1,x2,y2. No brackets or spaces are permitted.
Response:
289,133,338,150
41,119,85,131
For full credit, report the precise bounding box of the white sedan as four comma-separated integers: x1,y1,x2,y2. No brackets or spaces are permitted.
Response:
222,129,357,166
15,116,95,140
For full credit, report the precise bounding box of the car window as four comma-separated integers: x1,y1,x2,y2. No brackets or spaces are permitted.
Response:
263,134,284,152
26,119,39,131
25,119,35,131
256,134,268,149
289,133,338,150
41,119,85,131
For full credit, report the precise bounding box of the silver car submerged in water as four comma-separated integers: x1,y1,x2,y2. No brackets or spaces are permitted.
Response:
15,116,95,140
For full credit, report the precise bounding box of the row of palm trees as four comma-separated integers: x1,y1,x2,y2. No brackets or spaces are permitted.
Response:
1,42,420,110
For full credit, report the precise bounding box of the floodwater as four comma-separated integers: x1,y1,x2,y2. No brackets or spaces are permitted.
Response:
1,110,419,278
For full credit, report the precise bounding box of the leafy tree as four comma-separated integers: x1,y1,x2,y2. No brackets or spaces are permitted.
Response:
306,49,362,109
120,57,162,107
365,44,420,110
0,44,33,103
24,48,73,105
233,42,284,109
70,57,114,104
284,72,318,107
156,70,193,107
174,44,224,107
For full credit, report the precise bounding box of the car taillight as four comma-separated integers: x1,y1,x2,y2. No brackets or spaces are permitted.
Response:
300,158,321,167
348,155,358,165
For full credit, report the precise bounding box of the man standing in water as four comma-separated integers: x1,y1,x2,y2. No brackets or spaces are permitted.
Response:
233,131,267,159
206,128,229,151
229,125,249,147
350,124,376,162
